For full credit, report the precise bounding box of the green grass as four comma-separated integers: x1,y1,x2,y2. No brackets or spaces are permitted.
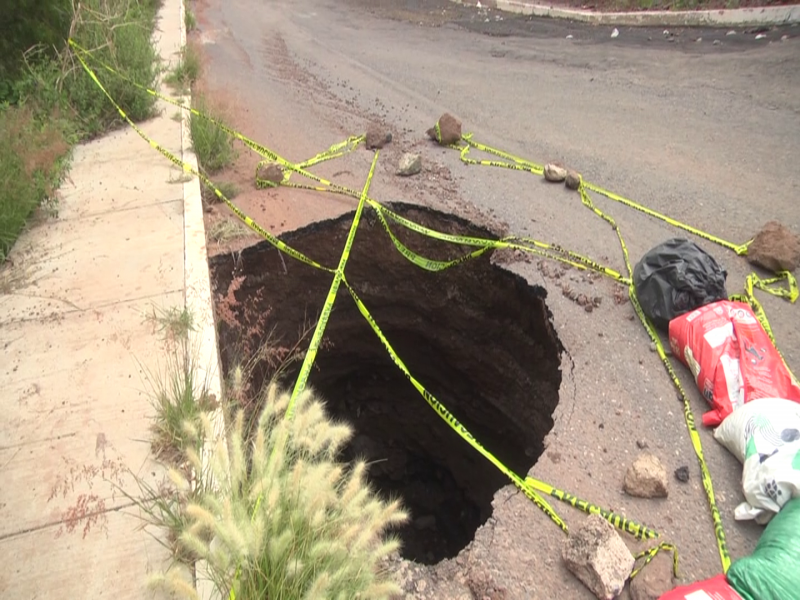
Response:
164,44,201,93
0,0,162,262
149,384,408,600
184,5,197,31
190,96,237,174
0,105,71,260
208,219,249,245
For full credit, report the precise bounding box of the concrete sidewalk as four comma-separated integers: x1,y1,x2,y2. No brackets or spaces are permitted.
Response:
0,0,220,597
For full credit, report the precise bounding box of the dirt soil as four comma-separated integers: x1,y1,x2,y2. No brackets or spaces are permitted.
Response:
209,204,563,567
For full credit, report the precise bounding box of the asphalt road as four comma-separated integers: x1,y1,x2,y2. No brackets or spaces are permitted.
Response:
190,0,800,597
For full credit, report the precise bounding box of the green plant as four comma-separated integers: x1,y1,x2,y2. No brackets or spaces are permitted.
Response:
143,318,216,463
60,0,161,138
164,44,201,93
147,305,196,342
208,219,248,244
190,96,237,174
151,384,408,600
0,104,71,260
184,5,197,31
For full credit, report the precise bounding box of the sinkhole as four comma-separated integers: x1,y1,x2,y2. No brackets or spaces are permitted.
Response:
209,203,563,565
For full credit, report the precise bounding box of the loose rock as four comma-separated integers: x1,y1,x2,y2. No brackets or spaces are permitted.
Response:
365,124,392,149
398,152,422,176
544,163,568,182
746,220,800,273
624,454,669,498
257,162,283,186
674,466,690,483
426,113,462,146
630,550,675,600
566,170,582,190
562,513,635,600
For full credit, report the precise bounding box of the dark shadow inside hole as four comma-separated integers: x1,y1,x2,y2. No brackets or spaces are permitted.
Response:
209,203,564,565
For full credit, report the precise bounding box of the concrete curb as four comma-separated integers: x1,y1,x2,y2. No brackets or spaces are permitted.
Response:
451,0,800,27
176,0,225,598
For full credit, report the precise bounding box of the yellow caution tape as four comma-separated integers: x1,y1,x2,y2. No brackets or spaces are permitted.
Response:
287,150,379,413
345,280,660,539
631,543,680,581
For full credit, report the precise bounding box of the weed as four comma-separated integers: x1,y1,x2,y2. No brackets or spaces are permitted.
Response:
164,44,201,93
190,95,237,174
208,219,249,245
141,316,216,463
171,111,183,122
147,304,196,343
184,5,197,31
152,384,408,600
0,105,71,261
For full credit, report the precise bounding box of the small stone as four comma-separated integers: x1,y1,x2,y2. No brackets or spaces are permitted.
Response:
696,37,702,43
562,514,635,600
649,342,657,353
257,162,283,186
674,466,690,483
585,304,594,313
755,33,767,40
365,124,392,149
726,30,736,35
611,28,619,38
565,170,582,190
713,39,721,45
624,454,669,498
663,29,670,36
426,112,462,145
629,550,675,600
782,35,789,41
415,579,427,593
636,439,649,450
544,163,568,182
398,152,422,176
567,34,574,39
746,220,800,273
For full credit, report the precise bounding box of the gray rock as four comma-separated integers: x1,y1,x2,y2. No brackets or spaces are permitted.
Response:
624,454,669,499
544,163,568,182
398,152,422,176
566,170,582,190
746,220,800,273
630,550,675,600
562,514,635,600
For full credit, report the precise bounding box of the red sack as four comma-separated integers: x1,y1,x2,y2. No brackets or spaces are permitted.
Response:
669,300,800,428
658,574,742,599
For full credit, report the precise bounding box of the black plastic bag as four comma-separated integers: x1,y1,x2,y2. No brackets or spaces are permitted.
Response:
633,238,728,330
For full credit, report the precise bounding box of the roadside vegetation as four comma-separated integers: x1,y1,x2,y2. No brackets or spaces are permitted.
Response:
0,0,162,261
132,305,408,599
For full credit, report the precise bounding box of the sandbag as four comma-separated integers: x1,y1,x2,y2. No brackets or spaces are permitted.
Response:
634,238,728,330
668,300,800,427
714,398,800,523
727,497,800,600
657,574,742,599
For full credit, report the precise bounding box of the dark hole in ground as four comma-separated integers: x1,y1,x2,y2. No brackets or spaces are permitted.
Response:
209,202,563,565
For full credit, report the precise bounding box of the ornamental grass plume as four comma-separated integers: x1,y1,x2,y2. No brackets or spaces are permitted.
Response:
169,383,408,600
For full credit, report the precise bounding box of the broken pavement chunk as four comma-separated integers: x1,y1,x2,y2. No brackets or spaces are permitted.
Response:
426,112,462,146
746,220,800,273
562,513,635,600
624,454,669,498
